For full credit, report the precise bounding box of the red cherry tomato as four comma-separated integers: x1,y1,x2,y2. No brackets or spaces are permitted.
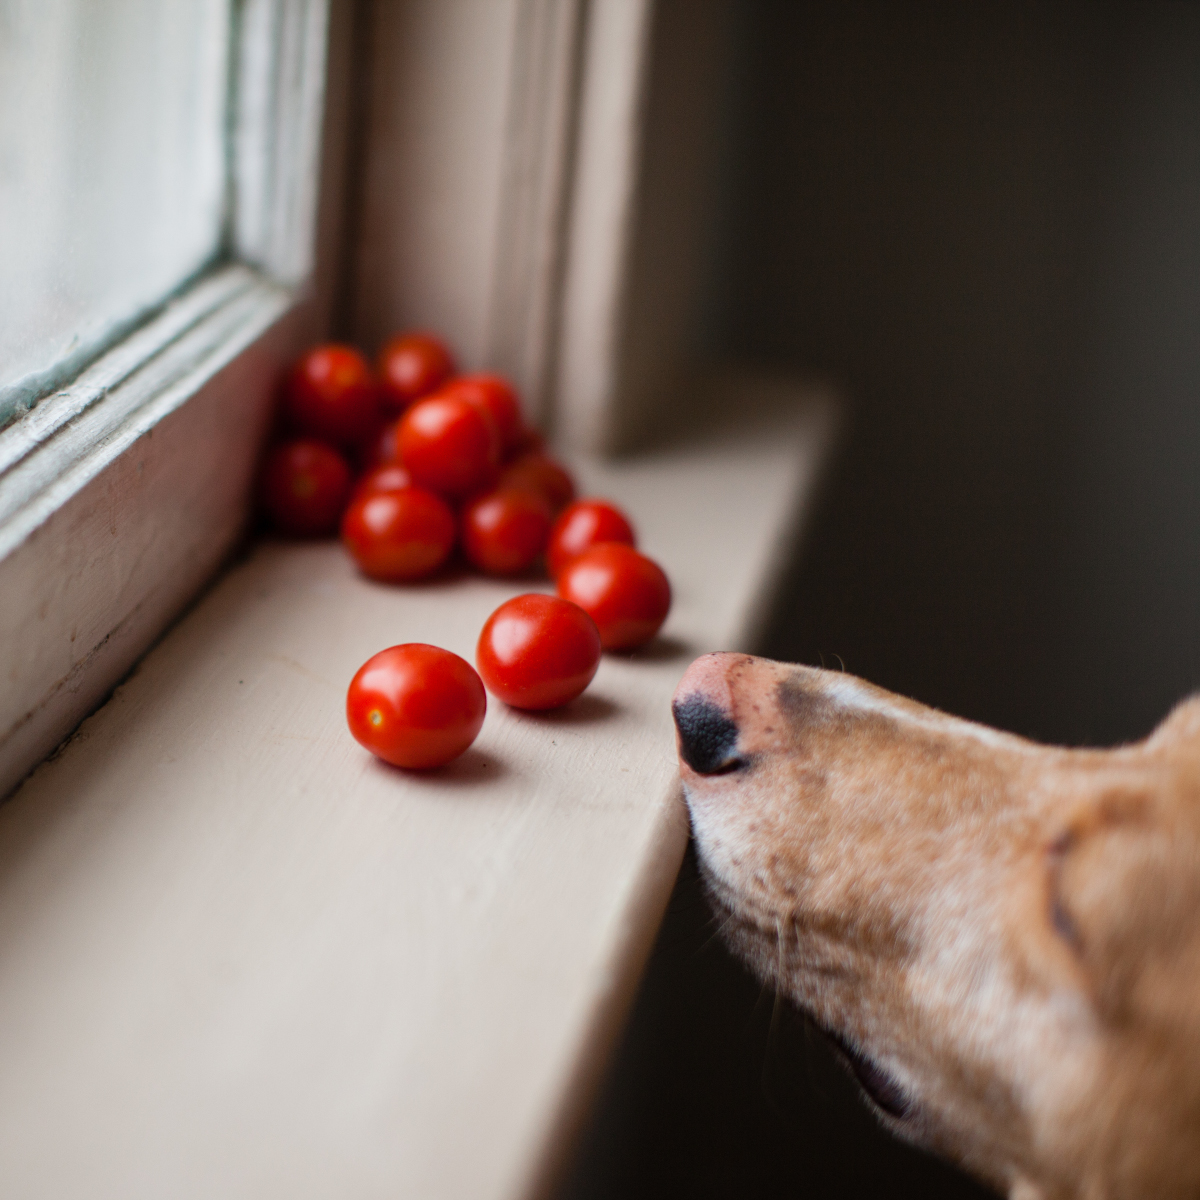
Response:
377,332,455,414
546,498,636,577
347,644,486,769
461,489,552,576
398,393,500,498
441,374,524,454
557,543,671,650
284,344,379,445
357,417,401,470
341,485,456,581
508,425,546,459
351,462,412,501
498,452,575,513
476,594,601,710
261,439,352,537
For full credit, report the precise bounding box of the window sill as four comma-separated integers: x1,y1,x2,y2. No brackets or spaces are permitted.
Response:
0,377,833,1198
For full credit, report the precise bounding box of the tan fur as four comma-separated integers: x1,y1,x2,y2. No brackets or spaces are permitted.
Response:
673,653,1200,1200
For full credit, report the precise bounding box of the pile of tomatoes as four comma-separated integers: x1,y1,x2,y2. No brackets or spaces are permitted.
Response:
260,333,672,769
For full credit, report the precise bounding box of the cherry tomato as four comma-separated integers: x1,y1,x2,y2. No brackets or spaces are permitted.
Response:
357,417,401,470
377,332,455,414
441,374,524,454
260,439,352,537
546,498,636,577
461,488,552,576
508,426,546,459
284,344,379,445
498,452,575,513
341,485,456,581
476,594,602,710
398,393,500,498
346,644,486,769
557,543,671,650
351,462,412,501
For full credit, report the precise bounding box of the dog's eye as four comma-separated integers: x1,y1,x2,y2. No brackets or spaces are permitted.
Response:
1046,831,1083,951
827,1032,913,1120
1050,893,1081,949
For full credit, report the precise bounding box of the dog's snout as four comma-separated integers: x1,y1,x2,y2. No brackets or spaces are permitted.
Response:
672,694,744,775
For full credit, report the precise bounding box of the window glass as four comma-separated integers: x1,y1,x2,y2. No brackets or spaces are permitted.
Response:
0,0,231,421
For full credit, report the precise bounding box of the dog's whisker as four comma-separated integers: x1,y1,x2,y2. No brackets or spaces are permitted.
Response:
765,917,787,1049
692,909,741,958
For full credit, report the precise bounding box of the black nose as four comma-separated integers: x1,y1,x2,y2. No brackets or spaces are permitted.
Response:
672,694,744,775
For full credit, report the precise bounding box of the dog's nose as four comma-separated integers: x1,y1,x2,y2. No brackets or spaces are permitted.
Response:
673,653,754,775
672,693,743,774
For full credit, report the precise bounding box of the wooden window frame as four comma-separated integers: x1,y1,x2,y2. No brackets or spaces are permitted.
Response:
0,0,347,798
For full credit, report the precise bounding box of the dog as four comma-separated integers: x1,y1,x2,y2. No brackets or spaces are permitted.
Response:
671,652,1200,1200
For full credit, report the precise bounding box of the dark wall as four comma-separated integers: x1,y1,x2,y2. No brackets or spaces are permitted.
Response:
726,0,1200,746
564,5,1200,1198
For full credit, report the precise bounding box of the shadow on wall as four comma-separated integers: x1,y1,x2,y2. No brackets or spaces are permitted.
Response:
726,0,1200,747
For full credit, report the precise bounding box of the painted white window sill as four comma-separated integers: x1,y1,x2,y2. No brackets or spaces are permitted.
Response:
0,379,832,1199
